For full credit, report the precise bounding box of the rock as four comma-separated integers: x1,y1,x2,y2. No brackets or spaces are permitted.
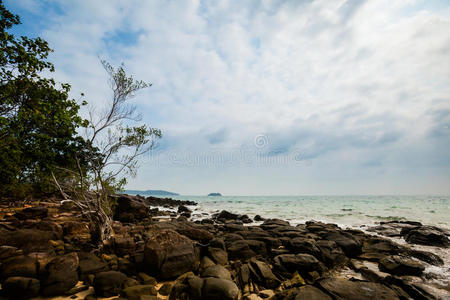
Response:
217,210,240,221
41,252,79,296
0,228,55,254
249,259,280,289
115,236,136,256
407,249,444,266
178,205,191,214
144,229,198,279
0,255,37,279
227,240,257,261
1,276,40,299
121,284,158,300
293,285,332,300
158,282,172,295
254,215,265,221
404,226,450,247
34,220,63,239
138,272,157,285
201,265,232,280
174,223,214,243
208,247,228,265
378,255,425,276
259,289,275,298
274,254,324,276
322,231,362,257
319,278,399,300
289,238,321,258
315,240,347,267
93,271,128,297
0,246,23,260
202,277,239,300
114,194,150,222
14,206,48,220
261,219,290,228
78,252,109,279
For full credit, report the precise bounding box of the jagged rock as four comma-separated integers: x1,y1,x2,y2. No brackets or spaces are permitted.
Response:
322,231,362,257
41,252,79,296
144,229,198,279
201,265,232,280
404,226,450,247
0,255,37,280
14,206,48,220
319,278,400,300
378,255,425,276
121,284,158,300
2,276,40,299
203,277,239,300
113,194,150,222
315,240,347,267
407,249,444,266
93,271,128,297
174,222,214,243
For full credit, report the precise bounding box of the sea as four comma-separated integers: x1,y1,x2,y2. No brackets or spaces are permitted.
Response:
167,195,450,229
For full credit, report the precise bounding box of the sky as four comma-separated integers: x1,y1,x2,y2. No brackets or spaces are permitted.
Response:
5,0,450,195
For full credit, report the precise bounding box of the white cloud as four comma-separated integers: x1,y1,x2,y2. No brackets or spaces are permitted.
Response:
6,0,450,194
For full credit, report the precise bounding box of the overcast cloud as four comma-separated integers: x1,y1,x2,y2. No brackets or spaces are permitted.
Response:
6,0,450,195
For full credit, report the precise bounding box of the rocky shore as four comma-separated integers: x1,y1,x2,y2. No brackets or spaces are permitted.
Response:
0,194,449,299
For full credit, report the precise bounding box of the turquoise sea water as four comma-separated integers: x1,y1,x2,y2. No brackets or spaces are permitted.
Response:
168,195,450,229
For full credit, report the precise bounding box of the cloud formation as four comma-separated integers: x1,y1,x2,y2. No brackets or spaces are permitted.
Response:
6,0,450,194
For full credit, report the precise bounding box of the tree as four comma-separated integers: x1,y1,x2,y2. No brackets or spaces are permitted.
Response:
0,1,88,197
55,60,161,244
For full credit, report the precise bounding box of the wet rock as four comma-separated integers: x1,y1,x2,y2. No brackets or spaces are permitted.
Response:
121,284,157,300
146,195,196,207
404,226,450,247
254,215,265,221
0,255,37,280
407,249,444,266
378,255,425,276
319,278,399,300
2,276,40,299
201,265,232,280
41,252,79,296
144,229,198,279
178,205,191,214
217,210,240,221
203,277,239,300
14,206,48,220
93,271,128,297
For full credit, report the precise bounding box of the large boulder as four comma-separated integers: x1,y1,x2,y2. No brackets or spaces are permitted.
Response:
378,255,425,276
319,278,399,300
2,276,40,299
78,252,109,279
294,285,332,300
404,226,449,247
0,228,55,254
249,259,280,289
202,277,239,300
114,194,150,222
322,231,362,257
121,284,158,300
201,265,232,280
144,229,198,279
274,254,324,276
93,271,128,297
41,252,79,296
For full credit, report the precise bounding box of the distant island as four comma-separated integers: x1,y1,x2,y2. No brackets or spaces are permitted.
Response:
208,192,222,196
125,189,179,196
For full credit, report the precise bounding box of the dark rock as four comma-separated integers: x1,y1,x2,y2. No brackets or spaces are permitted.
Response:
41,252,79,296
254,215,265,221
113,194,150,222
121,284,157,300
0,246,22,261
227,240,257,261
34,221,63,239
315,240,347,267
217,210,240,221
0,228,55,254
319,278,400,300
378,255,425,276
249,259,280,289
144,229,198,279
0,255,37,280
208,247,228,265
294,285,332,300
178,205,191,213
322,231,362,257
145,195,196,207
201,265,232,280
274,254,324,277
14,206,48,220
261,219,290,228
93,271,128,297
289,238,321,258
2,276,40,299
407,249,444,266
78,252,109,279
115,236,136,256
202,277,239,300
404,226,450,247
158,282,172,295
174,222,214,243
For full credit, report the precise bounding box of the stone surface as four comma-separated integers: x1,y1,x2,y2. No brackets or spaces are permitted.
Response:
293,285,332,300
144,229,198,279
41,252,79,296
2,276,40,299
14,206,48,220
404,226,450,247
202,277,239,300
201,265,232,280
0,255,37,280
378,255,425,276
93,271,128,297
121,284,158,300
319,278,399,300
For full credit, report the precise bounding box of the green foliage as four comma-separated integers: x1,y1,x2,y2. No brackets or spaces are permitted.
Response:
0,1,88,196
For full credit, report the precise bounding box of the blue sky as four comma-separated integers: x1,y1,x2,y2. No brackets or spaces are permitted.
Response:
5,0,450,195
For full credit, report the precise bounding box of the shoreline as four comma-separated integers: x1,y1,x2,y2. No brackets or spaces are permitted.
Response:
0,194,449,299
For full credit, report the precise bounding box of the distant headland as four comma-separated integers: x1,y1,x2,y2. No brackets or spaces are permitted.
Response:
207,192,222,196
125,189,179,196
